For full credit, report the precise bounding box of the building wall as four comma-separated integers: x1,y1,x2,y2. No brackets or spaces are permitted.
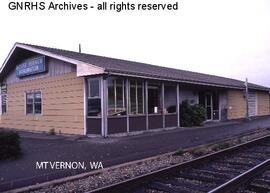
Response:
227,89,247,119
257,91,270,116
0,72,84,135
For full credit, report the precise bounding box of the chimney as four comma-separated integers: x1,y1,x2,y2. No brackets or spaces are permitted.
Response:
79,44,81,53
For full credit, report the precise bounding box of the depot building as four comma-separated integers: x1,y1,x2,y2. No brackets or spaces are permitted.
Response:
0,43,269,137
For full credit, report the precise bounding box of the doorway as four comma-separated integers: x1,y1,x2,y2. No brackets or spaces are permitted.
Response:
199,91,219,121
205,93,212,120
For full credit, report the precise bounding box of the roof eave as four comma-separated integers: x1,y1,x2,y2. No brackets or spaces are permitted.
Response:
106,70,247,90
0,43,106,80
0,43,17,75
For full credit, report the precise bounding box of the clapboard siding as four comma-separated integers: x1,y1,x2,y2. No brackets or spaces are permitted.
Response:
257,92,270,116
0,72,84,135
227,89,246,119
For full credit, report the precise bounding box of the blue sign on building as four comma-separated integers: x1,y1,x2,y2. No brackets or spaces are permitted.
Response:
16,56,47,77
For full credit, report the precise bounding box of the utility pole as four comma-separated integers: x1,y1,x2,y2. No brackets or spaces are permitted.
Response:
245,78,250,120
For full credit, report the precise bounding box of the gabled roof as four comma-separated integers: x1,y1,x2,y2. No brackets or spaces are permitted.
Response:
1,42,269,92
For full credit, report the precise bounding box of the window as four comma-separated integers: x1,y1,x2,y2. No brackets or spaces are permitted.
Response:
108,77,126,116
148,82,162,114
26,91,42,115
89,78,100,98
1,84,7,114
164,84,177,113
87,78,101,116
2,94,7,114
129,80,144,115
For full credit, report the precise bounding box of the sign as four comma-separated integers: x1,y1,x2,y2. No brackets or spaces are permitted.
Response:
16,56,47,77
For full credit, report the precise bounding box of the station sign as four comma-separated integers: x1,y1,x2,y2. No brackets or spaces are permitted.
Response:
16,56,47,77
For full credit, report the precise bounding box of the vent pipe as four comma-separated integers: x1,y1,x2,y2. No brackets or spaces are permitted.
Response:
79,44,81,53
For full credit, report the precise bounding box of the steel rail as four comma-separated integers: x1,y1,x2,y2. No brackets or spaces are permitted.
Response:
88,134,270,193
208,158,270,193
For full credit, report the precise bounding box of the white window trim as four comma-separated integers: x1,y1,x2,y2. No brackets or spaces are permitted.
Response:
87,77,102,118
88,77,101,99
114,79,125,113
25,90,43,116
108,78,126,116
129,80,145,115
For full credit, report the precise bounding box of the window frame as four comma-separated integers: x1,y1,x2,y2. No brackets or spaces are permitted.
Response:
1,83,7,115
129,80,145,115
88,77,101,99
1,93,7,115
25,90,43,115
147,82,163,115
87,77,102,117
164,84,177,114
107,77,126,117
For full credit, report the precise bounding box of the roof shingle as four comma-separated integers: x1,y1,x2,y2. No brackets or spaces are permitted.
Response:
15,43,270,91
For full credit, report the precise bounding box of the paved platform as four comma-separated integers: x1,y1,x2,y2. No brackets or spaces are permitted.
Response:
1,116,270,191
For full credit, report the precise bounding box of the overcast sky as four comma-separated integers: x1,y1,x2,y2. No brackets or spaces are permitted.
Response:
1,0,270,87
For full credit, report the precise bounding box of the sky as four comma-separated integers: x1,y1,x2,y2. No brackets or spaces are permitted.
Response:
0,0,270,87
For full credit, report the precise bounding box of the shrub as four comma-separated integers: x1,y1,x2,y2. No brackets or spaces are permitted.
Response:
173,148,185,156
211,142,230,151
191,147,209,157
180,100,206,127
190,104,207,126
0,130,21,160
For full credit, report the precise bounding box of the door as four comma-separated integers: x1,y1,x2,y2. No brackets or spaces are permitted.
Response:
199,91,220,121
205,93,212,120
212,92,220,120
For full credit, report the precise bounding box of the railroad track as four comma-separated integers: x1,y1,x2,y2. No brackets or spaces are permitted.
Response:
234,162,270,193
90,134,270,193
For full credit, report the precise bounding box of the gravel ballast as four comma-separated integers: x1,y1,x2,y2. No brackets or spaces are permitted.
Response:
23,128,270,193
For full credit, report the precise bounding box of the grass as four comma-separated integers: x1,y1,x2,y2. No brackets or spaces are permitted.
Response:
211,142,231,151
